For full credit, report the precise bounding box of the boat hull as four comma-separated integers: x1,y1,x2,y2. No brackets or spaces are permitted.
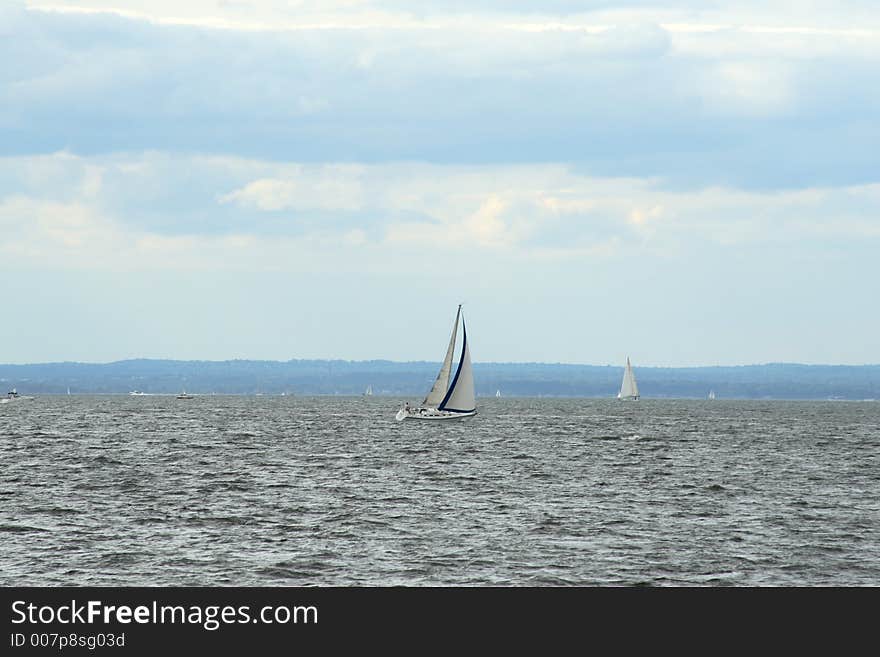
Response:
4,388,33,403
396,408,477,421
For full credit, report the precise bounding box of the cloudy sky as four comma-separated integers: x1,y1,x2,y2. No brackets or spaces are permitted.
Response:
2,0,878,365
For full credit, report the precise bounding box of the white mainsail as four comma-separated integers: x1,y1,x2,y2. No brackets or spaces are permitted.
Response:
618,357,640,400
423,306,460,407
438,316,475,413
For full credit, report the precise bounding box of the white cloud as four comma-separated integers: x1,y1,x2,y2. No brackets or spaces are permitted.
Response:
697,60,796,117
3,152,879,276
219,167,366,212
25,1,880,32
0,196,123,263
1,3,875,192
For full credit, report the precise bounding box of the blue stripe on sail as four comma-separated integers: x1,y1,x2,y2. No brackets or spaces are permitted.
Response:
438,318,466,411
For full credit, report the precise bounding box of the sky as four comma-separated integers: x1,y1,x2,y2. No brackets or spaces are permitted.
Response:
1,0,878,366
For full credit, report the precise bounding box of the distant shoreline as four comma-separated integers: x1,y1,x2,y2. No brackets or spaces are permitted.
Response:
2,359,878,400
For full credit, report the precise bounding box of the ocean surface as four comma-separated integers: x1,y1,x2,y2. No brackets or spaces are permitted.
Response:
1,396,878,586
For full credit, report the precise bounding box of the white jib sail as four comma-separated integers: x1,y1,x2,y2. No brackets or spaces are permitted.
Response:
439,318,475,413
619,357,639,398
423,306,461,407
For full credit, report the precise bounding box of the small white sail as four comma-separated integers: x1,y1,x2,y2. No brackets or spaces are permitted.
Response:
618,357,640,400
496,389,501,397
708,390,716,400
365,385,373,396
423,307,460,407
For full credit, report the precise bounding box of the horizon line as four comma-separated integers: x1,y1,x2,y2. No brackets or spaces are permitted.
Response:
2,358,880,369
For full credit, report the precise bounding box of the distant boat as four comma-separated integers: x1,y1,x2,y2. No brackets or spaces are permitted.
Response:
396,304,476,421
176,391,194,399
708,390,716,400
67,387,71,395
617,357,640,401
496,389,501,398
364,385,373,396
1,389,34,404
129,390,147,396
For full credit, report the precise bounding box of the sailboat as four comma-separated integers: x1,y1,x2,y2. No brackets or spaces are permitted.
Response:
1,388,34,404
617,357,640,401
496,389,501,398
708,390,716,400
364,385,373,396
395,305,476,421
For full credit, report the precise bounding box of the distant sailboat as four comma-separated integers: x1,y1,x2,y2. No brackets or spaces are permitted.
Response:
364,385,373,396
396,305,476,421
176,390,193,399
617,357,640,401
1,388,34,404
708,390,716,400
496,389,501,398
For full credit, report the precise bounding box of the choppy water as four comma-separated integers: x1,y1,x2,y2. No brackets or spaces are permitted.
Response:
1,396,878,586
